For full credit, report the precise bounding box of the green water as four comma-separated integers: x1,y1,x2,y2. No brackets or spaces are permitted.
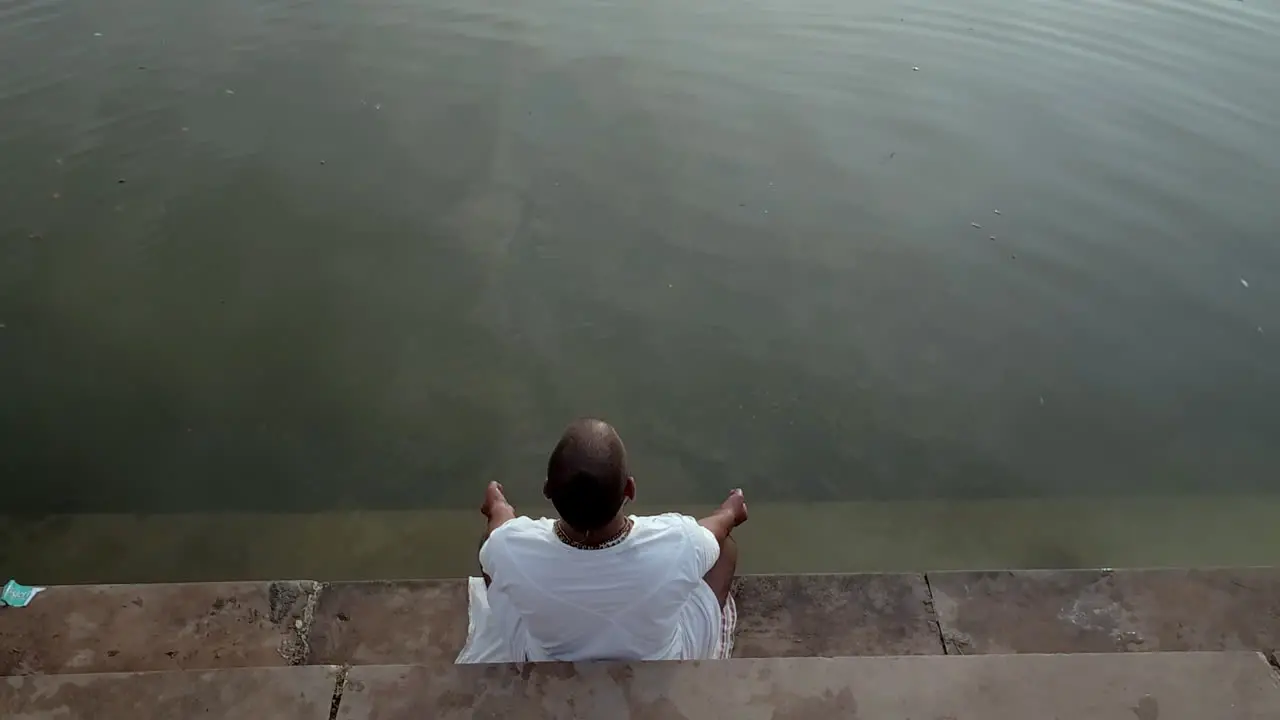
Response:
2,0,1280,578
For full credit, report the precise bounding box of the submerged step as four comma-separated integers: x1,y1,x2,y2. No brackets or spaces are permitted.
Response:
4,653,1278,719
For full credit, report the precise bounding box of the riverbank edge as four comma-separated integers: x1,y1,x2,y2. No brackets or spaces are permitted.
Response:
3,567,1279,676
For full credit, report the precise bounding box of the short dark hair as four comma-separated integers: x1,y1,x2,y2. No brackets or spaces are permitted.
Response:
545,418,628,532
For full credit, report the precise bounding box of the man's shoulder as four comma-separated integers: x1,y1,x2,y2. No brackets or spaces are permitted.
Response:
632,512,699,535
480,516,556,571
491,516,556,541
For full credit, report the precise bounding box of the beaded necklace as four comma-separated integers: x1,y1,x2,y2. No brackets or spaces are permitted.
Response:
554,518,634,550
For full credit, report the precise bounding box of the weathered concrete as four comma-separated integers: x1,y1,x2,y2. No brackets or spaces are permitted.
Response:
335,652,1280,719
929,568,1280,654
309,580,468,667
7,569,1280,675
732,574,939,657
1,666,339,719
0,581,317,675
307,575,941,668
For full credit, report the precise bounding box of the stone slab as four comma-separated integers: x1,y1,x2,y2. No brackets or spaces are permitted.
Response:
731,573,941,656
928,568,1280,654
309,580,468,667
0,581,315,675
308,575,943,667
336,652,1280,719
1,666,338,719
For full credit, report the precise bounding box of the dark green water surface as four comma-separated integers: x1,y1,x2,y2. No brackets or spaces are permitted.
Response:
3,0,1280,521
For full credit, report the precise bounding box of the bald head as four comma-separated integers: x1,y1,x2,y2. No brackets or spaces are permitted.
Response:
545,418,631,532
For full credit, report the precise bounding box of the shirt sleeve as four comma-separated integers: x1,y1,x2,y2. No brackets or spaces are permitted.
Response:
680,514,722,577
479,516,525,578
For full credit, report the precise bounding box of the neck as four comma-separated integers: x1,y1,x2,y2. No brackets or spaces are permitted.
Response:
560,514,628,545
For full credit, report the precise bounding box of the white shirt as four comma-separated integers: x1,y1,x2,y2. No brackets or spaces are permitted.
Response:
480,513,722,662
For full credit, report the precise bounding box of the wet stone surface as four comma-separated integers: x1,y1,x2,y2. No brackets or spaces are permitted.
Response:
308,580,469,668
1,666,339,719
0,581,315,675
335,652,1280,719
928,568,1280,654
731,573,942,657
5,569,1280,675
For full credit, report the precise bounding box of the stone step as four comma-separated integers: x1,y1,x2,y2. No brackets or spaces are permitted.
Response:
3,569,1279,676
5,653,1280,719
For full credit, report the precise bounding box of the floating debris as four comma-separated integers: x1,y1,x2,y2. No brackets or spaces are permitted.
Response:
1011,254,1017,259
1259,326,1264,334
989,236,996,241
138,65,146,70
51,192,60,199
225,89,235,95
1039,397,1045,406
117,177,126,184
912,66,920,71
1240,278,1249,288
319,160,326,165
93,32,102,37
27,233,41,240
374,103,382,110
993,209,1001,215
971,222,982,229
181,127,189,132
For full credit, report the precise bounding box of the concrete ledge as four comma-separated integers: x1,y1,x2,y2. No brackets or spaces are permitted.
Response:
309,580,468,667
1,666,339,719
5,569,1280,676
930,568,1280,654
6,654,1277,719
731,573,939,656
334,653,1280,719
0,581,317,675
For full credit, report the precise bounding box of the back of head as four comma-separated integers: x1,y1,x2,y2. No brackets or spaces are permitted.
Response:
545,418,629,532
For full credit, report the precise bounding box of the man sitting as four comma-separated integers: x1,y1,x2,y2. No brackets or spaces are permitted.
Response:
464,418,748,662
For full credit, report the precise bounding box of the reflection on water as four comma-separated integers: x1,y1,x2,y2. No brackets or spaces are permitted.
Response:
2,0,1279,545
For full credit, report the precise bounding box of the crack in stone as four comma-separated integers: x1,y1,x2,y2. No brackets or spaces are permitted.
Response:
278,581,325,666
328,664,351,720
921,573,949,656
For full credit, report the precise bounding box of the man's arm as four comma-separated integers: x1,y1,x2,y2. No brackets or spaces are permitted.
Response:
479,482,516,587
483,502,517,544
698,488,748,544
480,481,517,539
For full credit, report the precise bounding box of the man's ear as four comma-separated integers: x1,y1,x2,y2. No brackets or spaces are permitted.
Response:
624,476,637,502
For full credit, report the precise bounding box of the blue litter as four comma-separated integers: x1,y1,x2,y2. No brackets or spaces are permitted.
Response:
1,579,45,607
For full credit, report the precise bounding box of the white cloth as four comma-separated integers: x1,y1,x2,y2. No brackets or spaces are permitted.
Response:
456,513,728,663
